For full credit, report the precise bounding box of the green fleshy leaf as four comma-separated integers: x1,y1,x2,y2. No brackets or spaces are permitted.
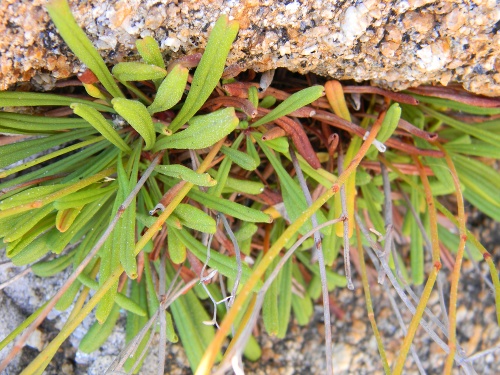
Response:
251,85,324,127
112,62,167,82
154,107,239,151
155,164,216,187
168,15,239,132
112,98,156,150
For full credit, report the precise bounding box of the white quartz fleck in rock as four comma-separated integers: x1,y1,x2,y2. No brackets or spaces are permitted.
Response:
341,4,371,43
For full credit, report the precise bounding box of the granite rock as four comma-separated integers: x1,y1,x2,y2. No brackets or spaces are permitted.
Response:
1,0,500,96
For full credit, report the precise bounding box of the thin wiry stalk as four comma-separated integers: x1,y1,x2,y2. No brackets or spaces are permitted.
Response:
200,227,227,328
337,147,354,290
215,218,344,375
21,140,222,374
465,347,500,363
465,245,494,290
129,329,155,375
393,267,439,374
107,270,193,373
0,267,31,290
380,162,393,285
392,155,442,375
438,144,467,374
157,250,168,375
397,182,454,329
383,280,427,374
196,112,384,375
0,152,164,372
289,144,334,375
354,224,391,374
357,216,472,371
381,155,500,324
220,214,242,308
436,274,450,328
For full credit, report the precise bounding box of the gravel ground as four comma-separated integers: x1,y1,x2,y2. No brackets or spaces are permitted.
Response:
1,216,499,375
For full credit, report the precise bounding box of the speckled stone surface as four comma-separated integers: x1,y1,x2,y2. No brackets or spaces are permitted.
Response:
1,0,500,96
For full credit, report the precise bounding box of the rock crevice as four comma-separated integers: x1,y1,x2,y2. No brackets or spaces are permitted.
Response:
1,0,499,96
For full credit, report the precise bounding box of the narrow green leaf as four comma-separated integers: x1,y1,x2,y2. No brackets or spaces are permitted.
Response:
0,128,97,170
186,187,272,223
248,86,259,108
221,145,258,171
112,62,167,81
117,156,138,279
0,112,90,133
153,107,239,151
222,176,265,195
376,103,401,143
55,206,82,232
413,94,500,115
444,142,500,159
277,258,293,338
155,164,216,187
79,303,121,353
46,0,124,98
71,103,131,152
124,279,150,373
0,91,114,111
420,105,500,146
175,230,259,288
251,85,324,127
174,203,216,234
295,252,347,288
167,226,187,264
77,273,147,316
136,36,165,69
31,252,74,277
291,263,313,325
54,185,116,210
408,188,424,285
11,229,53,266
112,98,156,150
148,64,189,114
3,205,54,243
164,311,178,343
263,258,279,336
257,138,327,234
246,136,261,166
168,15,239,132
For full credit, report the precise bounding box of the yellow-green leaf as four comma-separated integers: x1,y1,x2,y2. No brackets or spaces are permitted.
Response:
168,15,239,132
154,107,238,151
112,98,156,150
112,62,167,81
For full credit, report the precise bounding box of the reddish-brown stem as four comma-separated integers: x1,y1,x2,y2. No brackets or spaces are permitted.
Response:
202,96,257,118
257,108,321,169
407,86,500,108
342,86,419,105
314,110,444,157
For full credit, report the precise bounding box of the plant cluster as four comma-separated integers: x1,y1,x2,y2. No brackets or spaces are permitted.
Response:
0,0,499,374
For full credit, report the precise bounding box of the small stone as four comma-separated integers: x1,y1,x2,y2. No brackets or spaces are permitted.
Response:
332,343,353,372
26,329,44,351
